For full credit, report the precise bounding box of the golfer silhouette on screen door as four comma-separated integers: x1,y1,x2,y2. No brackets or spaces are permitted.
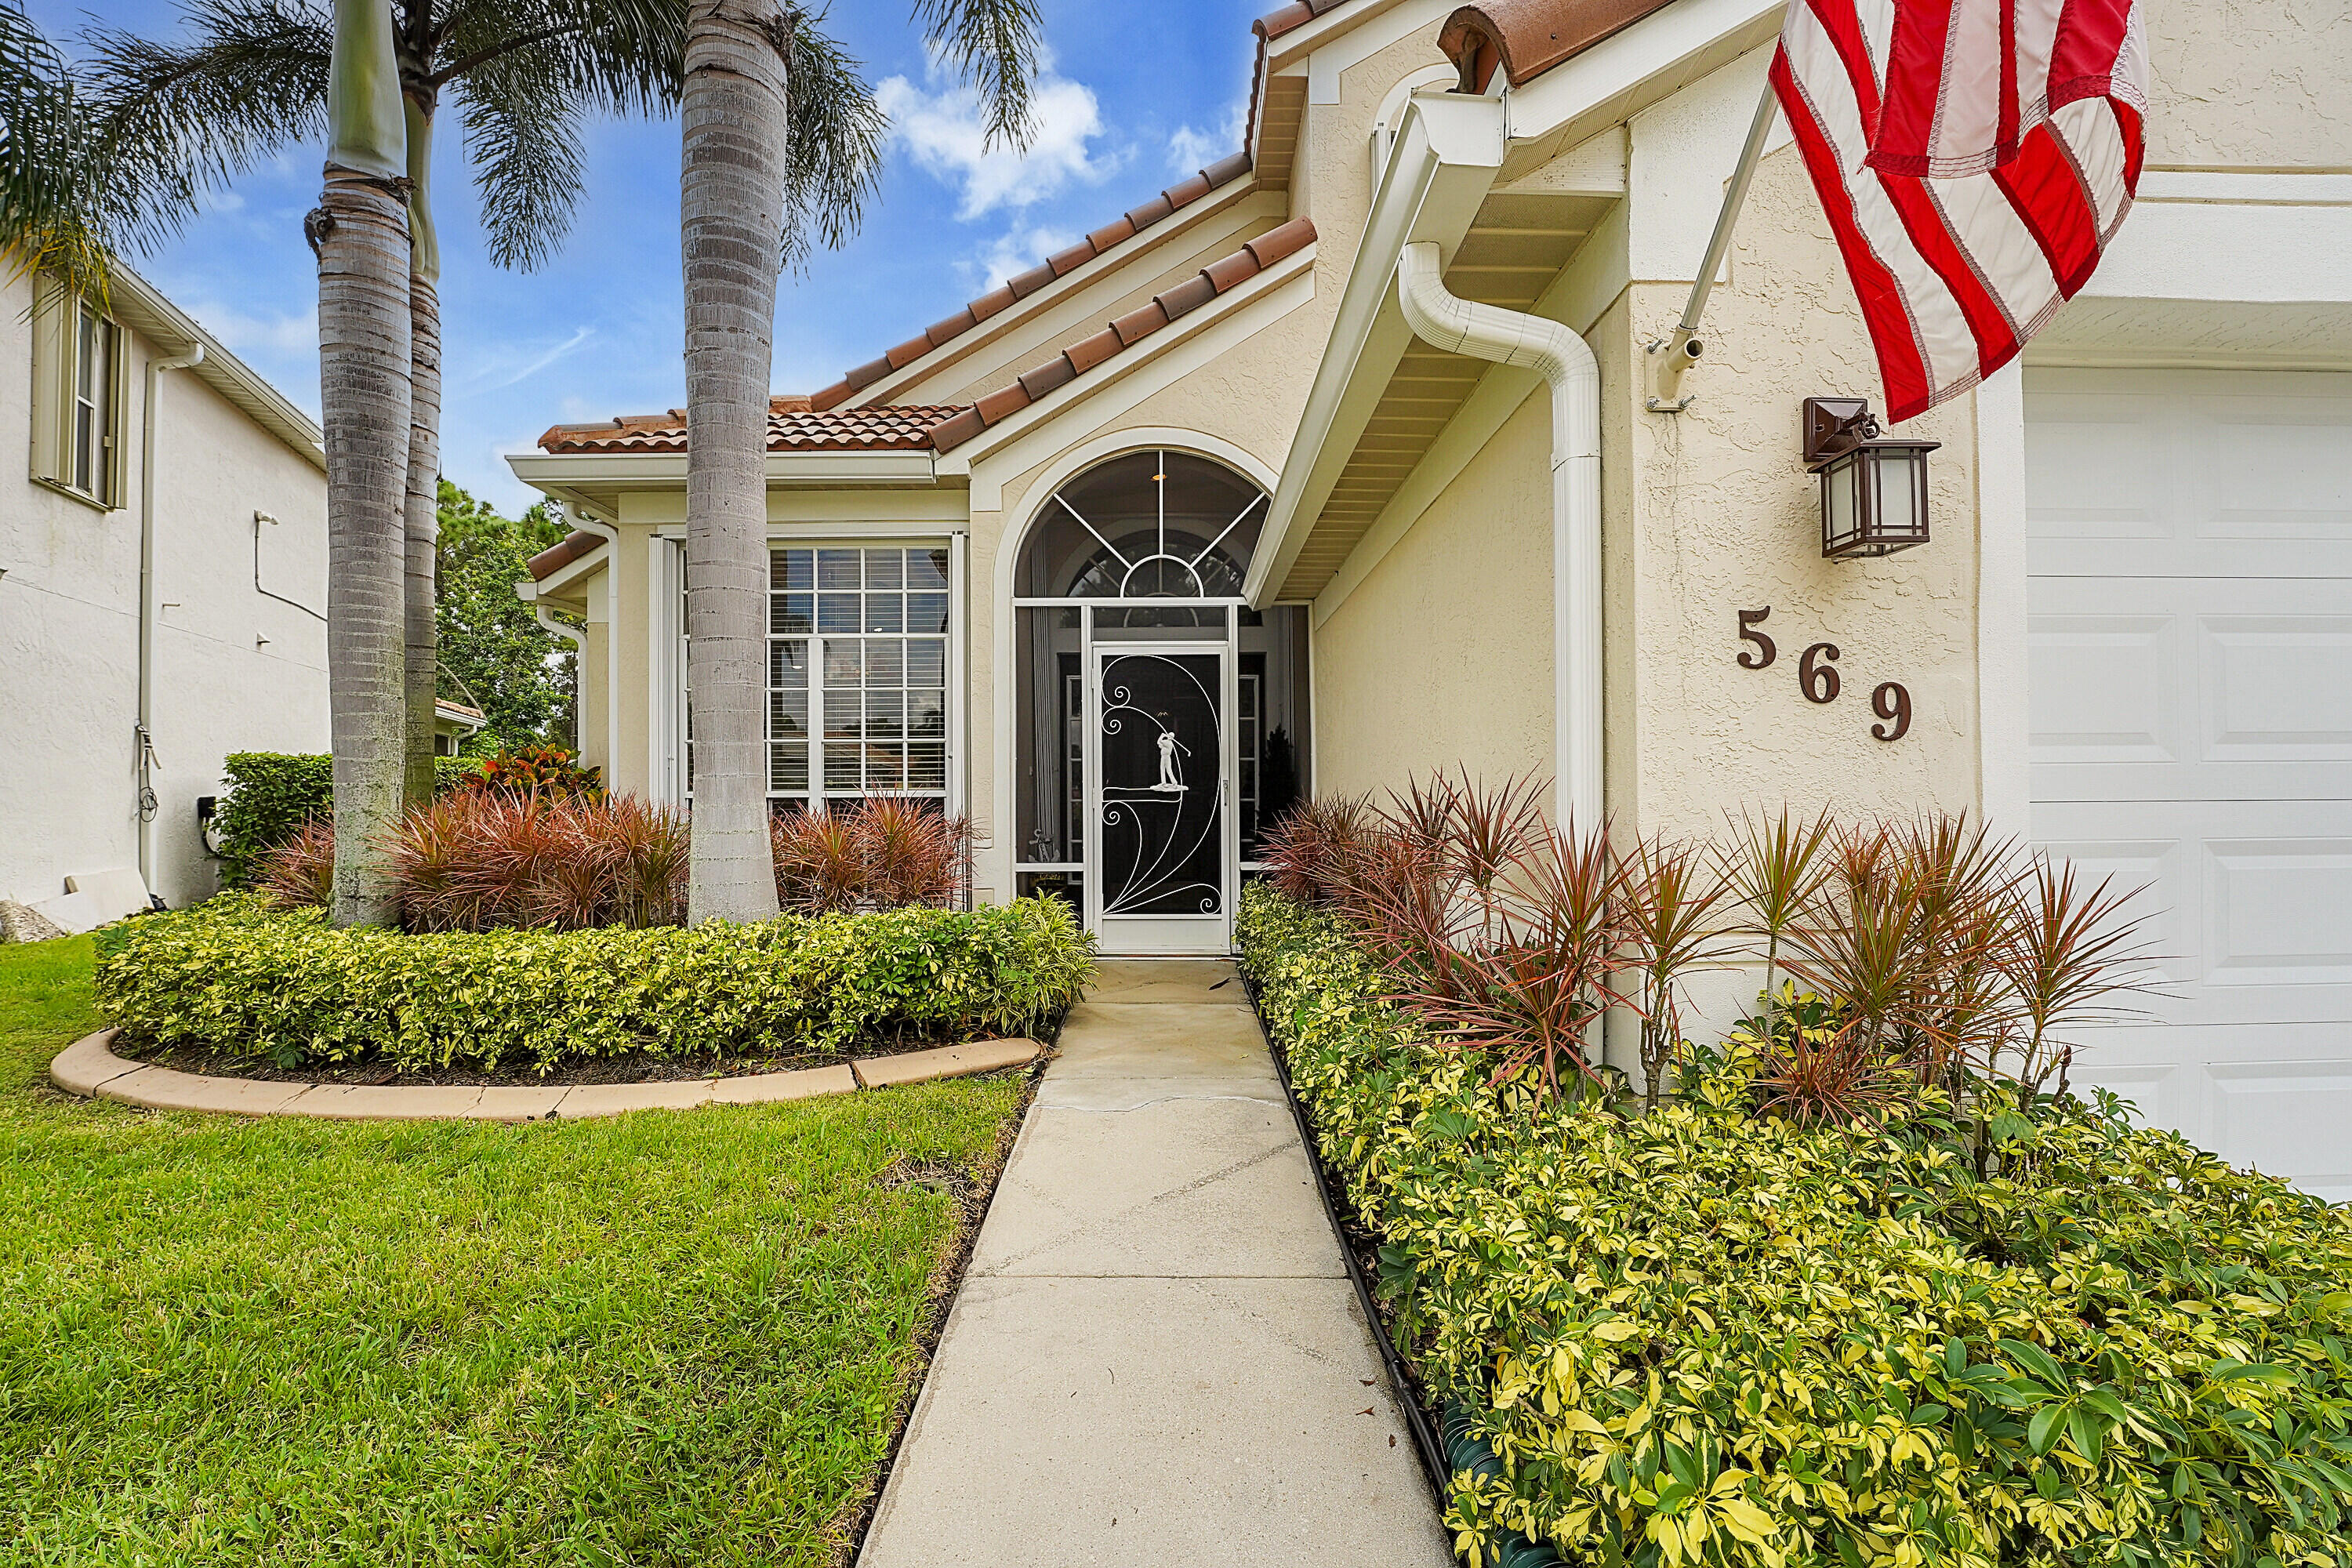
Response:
1152,712,1189,793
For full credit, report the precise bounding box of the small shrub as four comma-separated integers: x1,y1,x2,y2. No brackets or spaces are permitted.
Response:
771,800,970,915
98,891,1094,1072
454,742,602,800
257,819,336,912
1238,885,2352,1568
214,751,483,887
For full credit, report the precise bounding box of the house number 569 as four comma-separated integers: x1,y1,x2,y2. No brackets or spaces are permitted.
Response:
1734,608,1908,742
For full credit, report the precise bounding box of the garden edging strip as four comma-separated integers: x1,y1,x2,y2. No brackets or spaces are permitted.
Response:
49,1029,1040,1121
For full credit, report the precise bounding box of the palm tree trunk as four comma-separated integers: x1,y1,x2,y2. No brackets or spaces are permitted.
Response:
681,0,786,924
401,93,441,809
318,0,412,927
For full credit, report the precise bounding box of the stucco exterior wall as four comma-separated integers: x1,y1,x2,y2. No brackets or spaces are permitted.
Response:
2143,0,2352,168
1313,389,1558,797
0,272,328,909
1614,140,1981,839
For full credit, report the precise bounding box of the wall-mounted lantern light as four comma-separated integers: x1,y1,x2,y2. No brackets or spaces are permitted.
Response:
1803,397,1937,560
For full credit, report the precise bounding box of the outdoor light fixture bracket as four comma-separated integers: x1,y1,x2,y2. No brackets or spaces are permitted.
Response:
1802,397,1880,464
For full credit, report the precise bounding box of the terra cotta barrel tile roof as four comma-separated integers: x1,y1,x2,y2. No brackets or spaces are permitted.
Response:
535,399,968,456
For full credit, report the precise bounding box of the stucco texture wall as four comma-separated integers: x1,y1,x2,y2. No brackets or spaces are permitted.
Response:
2143,0,2352,167
1617,143,1980,840
0,274,328,909
1314,389,1558,798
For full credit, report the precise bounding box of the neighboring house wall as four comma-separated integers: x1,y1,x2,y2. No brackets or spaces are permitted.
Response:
0,270,328,909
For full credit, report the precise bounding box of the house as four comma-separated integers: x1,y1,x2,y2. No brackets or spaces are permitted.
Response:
1,264,330,917
511,0,2352,1192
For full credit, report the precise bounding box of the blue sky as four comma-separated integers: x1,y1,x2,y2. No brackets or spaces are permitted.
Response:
44,1,1272,514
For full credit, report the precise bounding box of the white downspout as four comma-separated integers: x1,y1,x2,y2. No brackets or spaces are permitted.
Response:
137,342,205,899
1395,242,1602,826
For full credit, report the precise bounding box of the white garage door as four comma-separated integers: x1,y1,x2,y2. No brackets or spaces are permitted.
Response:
2027,367,2352,1200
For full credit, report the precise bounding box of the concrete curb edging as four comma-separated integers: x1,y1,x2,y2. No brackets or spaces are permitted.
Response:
49,1030,1041,1122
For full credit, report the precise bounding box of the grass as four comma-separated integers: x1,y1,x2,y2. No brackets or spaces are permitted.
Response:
0,935,1024,1566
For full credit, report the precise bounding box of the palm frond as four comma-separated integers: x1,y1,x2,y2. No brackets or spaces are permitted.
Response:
0,2,111,293
911,0,1041,150
77,0,334,253
778,11,884,266
453,48,586,270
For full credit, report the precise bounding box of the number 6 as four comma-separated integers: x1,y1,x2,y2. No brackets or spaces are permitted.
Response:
1871,681,1911,742
1798,642,1840,704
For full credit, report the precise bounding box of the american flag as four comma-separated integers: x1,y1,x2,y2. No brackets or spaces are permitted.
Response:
1771,0,2149,421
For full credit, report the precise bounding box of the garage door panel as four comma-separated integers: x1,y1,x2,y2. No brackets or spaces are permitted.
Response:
2034,800,2352,1025
2026,368,2352,579
2031,577,2352,800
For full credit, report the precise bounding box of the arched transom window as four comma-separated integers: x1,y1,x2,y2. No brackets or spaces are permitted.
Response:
1014,450,1267,600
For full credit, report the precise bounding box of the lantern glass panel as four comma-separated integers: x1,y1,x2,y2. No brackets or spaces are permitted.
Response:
1821,450,1862,554
1873,447,1924,541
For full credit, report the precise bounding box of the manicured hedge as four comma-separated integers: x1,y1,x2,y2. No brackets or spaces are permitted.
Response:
1238,885,2352,1568
215,753,481,887
98,892,1093,1072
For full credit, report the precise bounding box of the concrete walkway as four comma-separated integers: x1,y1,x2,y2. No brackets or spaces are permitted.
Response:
859,959,1451,1567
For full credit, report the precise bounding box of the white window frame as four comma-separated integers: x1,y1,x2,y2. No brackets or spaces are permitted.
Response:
664,530,964,816
30,280,127,510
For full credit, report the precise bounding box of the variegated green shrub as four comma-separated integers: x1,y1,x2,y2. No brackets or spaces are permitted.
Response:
1239,884,2352,1568
99,891,1093,1071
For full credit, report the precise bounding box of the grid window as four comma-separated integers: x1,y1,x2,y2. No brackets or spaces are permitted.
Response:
765,545,952,809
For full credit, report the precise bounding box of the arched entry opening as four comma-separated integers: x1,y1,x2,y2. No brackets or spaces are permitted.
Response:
1011,449,1310,953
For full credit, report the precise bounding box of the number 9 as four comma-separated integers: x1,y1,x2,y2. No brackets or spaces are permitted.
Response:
1871,681,1911,742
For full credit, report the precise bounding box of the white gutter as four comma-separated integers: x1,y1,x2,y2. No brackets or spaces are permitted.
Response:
1396,245,1602,826
136,341,205,897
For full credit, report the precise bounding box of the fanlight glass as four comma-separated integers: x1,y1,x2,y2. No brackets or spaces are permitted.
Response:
1014,450,1267,598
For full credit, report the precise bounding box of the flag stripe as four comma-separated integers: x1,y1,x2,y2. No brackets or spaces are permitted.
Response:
1773,0,2146,421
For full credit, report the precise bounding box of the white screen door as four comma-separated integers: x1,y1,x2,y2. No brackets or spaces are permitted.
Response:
1086,642,1233,953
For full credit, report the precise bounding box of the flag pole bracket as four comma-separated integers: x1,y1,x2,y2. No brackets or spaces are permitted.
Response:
1645,74,1780,413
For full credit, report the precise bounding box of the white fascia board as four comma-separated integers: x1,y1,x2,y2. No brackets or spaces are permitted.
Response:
2083,198,2352,304
110,264,328,470
505,449,940,494
532,545,609,601
1263,0,1424,76
1299,0,1457,104
1501,0,1784,154
1243,89,1506,606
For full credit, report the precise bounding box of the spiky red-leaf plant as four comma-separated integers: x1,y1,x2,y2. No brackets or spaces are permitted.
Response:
771,808,866,914
257,819,337,910
1990,853,2153,1103
853,796,970,909
1619,833,1738,1108
1261,795,1372,908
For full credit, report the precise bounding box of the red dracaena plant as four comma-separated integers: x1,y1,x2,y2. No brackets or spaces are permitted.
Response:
1372,815,1630,1102
1989,853,2152,1104
257,818,336,910
1717,806,1837,1032
1261,794,1373,909
376,793,688,932
1889,814,2025,1088
771,808,867,915
1619,833,1739,1109
851,796,971,909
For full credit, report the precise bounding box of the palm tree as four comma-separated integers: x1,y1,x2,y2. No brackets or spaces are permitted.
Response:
0,2,111,297
85,1,684,922
678,0,1038,923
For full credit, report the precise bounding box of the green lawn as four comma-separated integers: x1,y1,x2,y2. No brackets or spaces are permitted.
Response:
0,935,1022,1566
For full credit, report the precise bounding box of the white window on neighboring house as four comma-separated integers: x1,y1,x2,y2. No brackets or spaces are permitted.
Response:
30,281,127,509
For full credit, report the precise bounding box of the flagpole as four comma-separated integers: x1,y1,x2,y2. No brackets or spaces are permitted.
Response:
1646,74,1780,412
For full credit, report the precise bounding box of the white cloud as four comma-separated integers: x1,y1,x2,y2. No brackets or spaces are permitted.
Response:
1165,100,1249,176
964,226,1078,290
456,325,595,394
877,61,1116,220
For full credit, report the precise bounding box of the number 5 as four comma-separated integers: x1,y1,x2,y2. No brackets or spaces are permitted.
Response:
1737,608,1775,670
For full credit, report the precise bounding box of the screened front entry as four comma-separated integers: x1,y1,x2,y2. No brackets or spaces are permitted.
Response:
1014,451,1309,953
